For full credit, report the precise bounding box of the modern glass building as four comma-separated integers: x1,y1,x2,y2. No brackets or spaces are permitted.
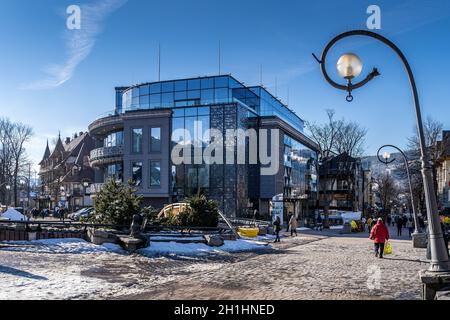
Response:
88,75,318,221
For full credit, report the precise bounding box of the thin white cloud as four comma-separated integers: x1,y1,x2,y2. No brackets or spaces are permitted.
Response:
23,0,127,90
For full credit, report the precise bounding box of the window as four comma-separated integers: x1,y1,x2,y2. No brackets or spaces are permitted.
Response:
132,162,143,187
161,81,174,93
215,88,229,103
140,85,150,96
201,78,214,89
175,80,187,91
132,128,143,153
215,76,229,88
150,161,161,187
150,127,161,152
188,79,201,90
150,83,162,94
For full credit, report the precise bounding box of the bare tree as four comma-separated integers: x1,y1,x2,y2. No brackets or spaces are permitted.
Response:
375,173,399,219
407,117,448,208
307,109,367,225
0,118,33,207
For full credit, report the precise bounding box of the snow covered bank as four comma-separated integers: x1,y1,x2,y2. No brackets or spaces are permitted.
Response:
0,238,125,254
138,239,270,257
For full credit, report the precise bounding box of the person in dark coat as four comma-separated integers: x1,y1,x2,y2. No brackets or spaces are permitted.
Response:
273,216,282,243
396,217,403,236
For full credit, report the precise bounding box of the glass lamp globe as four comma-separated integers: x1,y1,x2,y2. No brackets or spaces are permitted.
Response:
383,152,391,160
336,53,363,79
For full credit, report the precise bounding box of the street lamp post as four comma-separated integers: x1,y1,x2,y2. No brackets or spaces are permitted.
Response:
313,30,450,277
377,145,424,242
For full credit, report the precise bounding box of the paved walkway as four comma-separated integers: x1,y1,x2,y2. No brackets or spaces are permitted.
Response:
0,231,429,300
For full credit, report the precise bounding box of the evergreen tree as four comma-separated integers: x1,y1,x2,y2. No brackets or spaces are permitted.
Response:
91,179,142,226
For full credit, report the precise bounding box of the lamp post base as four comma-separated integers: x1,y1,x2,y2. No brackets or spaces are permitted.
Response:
412,232,427,248
419,270,450,300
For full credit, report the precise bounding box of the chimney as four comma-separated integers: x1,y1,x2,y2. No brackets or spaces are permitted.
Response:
79,131,84,137
65,137,71,145
74,133,78,139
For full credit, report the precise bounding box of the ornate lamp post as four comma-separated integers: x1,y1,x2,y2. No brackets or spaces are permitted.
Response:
377,145,424,242
313,30,450,277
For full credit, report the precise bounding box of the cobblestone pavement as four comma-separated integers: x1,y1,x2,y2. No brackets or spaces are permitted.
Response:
118,232,428,300
0,231,428,300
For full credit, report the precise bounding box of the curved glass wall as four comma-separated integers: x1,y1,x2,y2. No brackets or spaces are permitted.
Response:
119,75,303,133
103,131,124,147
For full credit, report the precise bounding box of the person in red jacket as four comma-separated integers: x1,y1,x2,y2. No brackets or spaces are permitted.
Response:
370,218,390,258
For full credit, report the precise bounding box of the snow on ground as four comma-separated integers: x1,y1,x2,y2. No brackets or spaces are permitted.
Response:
139,239,270,257
0,238,125,254
1,208,26,221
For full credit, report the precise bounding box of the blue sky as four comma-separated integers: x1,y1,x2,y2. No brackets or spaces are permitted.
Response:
1,0,450,171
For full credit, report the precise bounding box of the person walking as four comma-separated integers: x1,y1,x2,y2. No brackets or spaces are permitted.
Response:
366,217,373,233
289,214,298,237
406,218,414,238
316,214,323,231
370,218,390,258
396,217,403,237
286,212,293,232
273,216,282,243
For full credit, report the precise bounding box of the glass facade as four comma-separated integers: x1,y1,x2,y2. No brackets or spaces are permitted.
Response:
283,134,318,198
172,106,211,198
119,75,304,134
103,131,124,147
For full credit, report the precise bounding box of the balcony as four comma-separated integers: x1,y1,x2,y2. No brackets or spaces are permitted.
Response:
88,113,123,136
90,146,124,167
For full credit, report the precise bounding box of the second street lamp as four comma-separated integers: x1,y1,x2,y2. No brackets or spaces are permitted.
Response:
377,144,426,248
313,30,450,275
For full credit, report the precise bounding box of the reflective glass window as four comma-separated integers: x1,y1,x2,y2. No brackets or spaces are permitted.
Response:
198,106,210,116
150,127,161,152
175,80,187,91
150,83,162,94
150,161,161,187
215,88,229,103
172,108,185,118
132,128,143,153
172,117,185,143
201,78,214,89
161,92,174,108
132,162,143,187
161,81,174,93
214,76,229,88
185,107,197,117
150,94,161,108
201,89,214,104
188,90,201,100
175,91,187,101
188,79,201,90
140,85,150,96
140,95,149,105
132,87,140,98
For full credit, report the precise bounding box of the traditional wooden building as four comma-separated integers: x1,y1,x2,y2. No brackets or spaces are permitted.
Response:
38,132,95,211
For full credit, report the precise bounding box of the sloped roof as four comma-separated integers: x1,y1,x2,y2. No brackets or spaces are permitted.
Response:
38,140,51,165
49,135,65,159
